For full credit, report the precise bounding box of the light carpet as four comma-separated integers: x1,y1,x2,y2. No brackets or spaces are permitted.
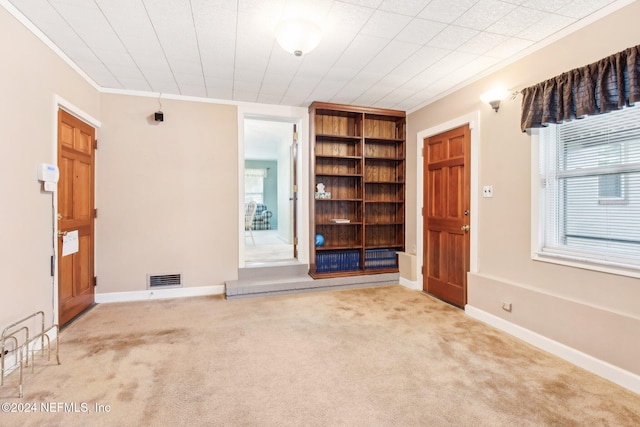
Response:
1,285,639,426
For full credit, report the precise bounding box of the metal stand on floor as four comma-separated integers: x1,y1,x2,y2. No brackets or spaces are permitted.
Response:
1,311,60,398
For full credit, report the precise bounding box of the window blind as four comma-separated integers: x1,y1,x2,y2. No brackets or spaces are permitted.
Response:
539,105,640,268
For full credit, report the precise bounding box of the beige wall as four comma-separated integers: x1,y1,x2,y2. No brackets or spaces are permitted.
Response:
407,1,640,375
0,7,100,329
97,94,238,293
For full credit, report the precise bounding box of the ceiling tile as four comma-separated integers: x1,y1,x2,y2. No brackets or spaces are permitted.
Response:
149,82,180,95
421,51,479,82
457,32,509,55
486,6,551,36
338,0,384,8
233,89,260,103
359,10,412,39
144,0,201,64
281,93,311,106
324,1,375,35
48,0,114,49
362,40,422,76
179,84,207,98
305,79,346,104
483,37,535,59
378,0,430,17
233,72,264,92
521,0,574,12
257,93,285,105
376,87,418,105
388,45,451,81
395,18,447,45
332,34,389,70
97,51,145,80
174,66,206,85
205,85,233,100
427,25,478,50
517,13,575,41
418,0,478,24
283,76,323,101
556,0,616,19
116,77,152,92
454,0,518,30
192,3,237,43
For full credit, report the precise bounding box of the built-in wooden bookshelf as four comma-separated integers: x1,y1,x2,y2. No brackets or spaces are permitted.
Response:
309,102,405,278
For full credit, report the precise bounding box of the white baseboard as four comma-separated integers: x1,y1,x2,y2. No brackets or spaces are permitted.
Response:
465,304,640,395
399,277,420,290
95,285,225,304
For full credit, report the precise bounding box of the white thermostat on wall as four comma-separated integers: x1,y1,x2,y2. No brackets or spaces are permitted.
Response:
38,163,59,192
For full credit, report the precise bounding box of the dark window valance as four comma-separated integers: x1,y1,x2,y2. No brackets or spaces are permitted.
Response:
520,45,640,132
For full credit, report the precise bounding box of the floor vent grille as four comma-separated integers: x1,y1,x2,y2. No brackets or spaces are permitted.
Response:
148,273,182,289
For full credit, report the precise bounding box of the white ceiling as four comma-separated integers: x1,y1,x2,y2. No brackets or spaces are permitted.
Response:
245,118,294,160
4,0,628,112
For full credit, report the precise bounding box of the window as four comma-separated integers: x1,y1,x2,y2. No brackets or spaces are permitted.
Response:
535,105,640,274
244,168,267,204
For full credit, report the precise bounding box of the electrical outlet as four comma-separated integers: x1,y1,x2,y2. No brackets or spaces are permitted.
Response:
483,185,493,198
502,301,512,312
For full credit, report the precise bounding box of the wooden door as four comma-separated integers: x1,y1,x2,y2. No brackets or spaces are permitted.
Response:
423,125,470,308
57,109,95,326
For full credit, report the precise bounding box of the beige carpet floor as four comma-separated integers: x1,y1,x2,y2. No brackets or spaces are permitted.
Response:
1,285,639,426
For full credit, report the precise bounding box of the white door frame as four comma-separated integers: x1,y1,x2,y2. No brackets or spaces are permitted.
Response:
237,103,309,268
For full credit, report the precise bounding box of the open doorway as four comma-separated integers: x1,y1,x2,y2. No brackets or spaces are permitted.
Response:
243,117,298,264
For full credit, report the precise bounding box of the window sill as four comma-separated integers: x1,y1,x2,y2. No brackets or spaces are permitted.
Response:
532,252,640,279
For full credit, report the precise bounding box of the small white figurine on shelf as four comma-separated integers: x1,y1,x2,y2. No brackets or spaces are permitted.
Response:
315,183,331,199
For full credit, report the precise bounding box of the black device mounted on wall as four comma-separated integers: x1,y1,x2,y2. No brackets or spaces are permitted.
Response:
154,111,164,122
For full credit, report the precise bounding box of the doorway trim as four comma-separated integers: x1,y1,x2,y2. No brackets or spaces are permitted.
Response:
416,111,480,302
51,95,101,324
236,104,309,269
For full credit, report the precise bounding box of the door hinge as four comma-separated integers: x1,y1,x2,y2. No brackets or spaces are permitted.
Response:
421,207,424,216
93,276,97,287
421,147,424,157
421,265,424,275
94,208,98,219
294,237,298,245
94,139,98,150
293,184,298,193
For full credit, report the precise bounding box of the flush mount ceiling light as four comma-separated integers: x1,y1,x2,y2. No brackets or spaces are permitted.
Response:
480,87,510,112
275,18,321,57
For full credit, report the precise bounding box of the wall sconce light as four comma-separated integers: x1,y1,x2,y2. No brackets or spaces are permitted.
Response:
480,87,509,112
275,18,321,57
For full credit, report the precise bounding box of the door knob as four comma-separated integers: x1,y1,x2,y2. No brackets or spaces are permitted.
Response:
57,230,68,237
461,225,470,232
